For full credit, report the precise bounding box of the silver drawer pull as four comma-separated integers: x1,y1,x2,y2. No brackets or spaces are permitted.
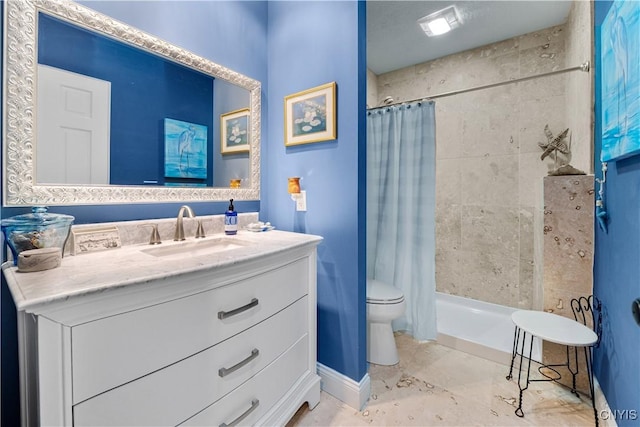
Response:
219,398,259,427
218,348,260,377
218,298,259,320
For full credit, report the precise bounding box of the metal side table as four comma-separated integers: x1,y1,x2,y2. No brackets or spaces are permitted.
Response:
506,309,599,425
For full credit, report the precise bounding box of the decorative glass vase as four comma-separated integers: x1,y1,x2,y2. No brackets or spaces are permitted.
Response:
1,206,75,265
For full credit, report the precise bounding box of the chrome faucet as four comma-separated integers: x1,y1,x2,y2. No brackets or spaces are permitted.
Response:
174,205,195,241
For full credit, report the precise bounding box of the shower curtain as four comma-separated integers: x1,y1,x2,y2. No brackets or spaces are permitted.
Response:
367,101,437,341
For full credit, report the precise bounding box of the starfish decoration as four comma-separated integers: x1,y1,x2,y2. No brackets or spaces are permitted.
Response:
538,125,570,161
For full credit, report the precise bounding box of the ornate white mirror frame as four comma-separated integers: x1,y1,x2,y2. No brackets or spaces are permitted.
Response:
3,0,261,206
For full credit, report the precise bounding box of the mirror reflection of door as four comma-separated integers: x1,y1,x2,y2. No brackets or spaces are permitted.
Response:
37,64,111,185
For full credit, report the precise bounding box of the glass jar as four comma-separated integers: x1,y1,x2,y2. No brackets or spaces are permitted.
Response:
1,206,75,265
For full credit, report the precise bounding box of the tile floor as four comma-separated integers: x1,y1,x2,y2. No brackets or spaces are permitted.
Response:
289,333,598,426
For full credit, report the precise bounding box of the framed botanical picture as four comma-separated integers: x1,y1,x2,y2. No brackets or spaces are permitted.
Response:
164,118,207,179
221,108,250,154
600,0,640,161
284,82,336,146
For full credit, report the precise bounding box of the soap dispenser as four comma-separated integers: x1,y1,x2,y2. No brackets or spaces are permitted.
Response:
225,199,238,235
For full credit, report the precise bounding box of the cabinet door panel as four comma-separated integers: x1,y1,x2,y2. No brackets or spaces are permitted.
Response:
72,258,308,404
73,298,308,426
182,335,308,426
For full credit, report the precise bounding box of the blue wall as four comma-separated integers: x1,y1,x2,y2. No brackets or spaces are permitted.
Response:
264,1,367,382
1,2,267,425
39,13,215,187
593,1,640,424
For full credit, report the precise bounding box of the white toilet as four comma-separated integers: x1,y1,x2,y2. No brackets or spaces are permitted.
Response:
366,279,406,365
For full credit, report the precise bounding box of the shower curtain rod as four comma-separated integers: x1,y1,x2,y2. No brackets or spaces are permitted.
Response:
369,60,590,109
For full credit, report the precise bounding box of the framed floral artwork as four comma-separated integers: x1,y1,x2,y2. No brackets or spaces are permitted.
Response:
221,108,250,154
284,82,336,146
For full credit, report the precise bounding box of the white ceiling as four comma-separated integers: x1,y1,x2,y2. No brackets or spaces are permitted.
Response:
367,0,574,75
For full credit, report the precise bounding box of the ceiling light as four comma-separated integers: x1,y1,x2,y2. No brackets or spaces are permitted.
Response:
426,18,451,36
418,6,461,37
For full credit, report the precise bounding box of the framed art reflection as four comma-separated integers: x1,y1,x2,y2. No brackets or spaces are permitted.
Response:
221,109,250,154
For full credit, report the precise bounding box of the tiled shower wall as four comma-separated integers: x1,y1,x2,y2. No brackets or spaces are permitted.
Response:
370,3,592,310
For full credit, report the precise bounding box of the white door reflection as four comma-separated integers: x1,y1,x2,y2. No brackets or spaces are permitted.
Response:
37,64,111,185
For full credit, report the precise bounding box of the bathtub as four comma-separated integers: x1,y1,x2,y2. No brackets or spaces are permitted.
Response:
436,292,542,365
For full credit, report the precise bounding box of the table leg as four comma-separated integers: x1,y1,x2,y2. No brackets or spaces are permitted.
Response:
506,326,520,381
566,344,580,395
515,330,534,418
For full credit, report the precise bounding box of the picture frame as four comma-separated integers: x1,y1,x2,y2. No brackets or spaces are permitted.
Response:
164,118,208,179
600,1,640,162
70,226,121,255
221,108,250,154
284,82,336,146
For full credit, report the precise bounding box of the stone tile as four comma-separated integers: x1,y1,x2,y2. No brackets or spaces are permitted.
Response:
543,287,595,322
435,247,463,294
532,207,545,310
518,74,566,102
519,43,566,79
435,107,463,160
377,65,417,87
517,208,536,310
436,204,461,251
544,175,595,214
543,176,594,294
447,50,520,89
290,337,596,427
518,24,566,54
457,84,519,110
414,58,468,94
367,68,378,108
518,257,535,309
476,37,520,60
457,248,519,306
518,151,548,209
461,106,520,158
517,95,567,155
460,206,519,257
464,51,520,88
436,159,462,207
460,155,519,207
519,208,535,261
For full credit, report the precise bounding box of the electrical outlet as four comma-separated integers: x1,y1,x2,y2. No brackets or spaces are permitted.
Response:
296,191,307,211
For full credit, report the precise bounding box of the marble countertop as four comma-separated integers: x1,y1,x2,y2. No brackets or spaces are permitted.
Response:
3,230,322,311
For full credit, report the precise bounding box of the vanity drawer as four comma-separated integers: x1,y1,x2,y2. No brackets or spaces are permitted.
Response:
73,297,308,426
182,335,309,426
71,258,309,404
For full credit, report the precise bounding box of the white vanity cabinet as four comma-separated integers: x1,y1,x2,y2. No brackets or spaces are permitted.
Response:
3,231,322,427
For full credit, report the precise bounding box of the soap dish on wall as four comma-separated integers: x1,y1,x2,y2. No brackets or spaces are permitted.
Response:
70,226,121,255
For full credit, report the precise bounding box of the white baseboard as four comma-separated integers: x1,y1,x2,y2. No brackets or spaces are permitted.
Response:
316,362,370,411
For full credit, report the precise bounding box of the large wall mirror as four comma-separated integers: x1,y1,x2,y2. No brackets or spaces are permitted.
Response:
3,0,261,206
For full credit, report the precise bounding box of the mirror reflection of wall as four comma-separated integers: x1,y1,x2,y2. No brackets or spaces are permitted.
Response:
214,83,251,188
36,12,250,189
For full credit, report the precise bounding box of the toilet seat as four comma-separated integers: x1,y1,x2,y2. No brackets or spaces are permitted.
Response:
367,279,404,305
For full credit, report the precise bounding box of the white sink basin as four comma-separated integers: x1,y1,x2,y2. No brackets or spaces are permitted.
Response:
141,237,252,258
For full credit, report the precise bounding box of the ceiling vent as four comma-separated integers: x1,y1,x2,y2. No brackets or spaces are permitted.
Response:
417,5,462,37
